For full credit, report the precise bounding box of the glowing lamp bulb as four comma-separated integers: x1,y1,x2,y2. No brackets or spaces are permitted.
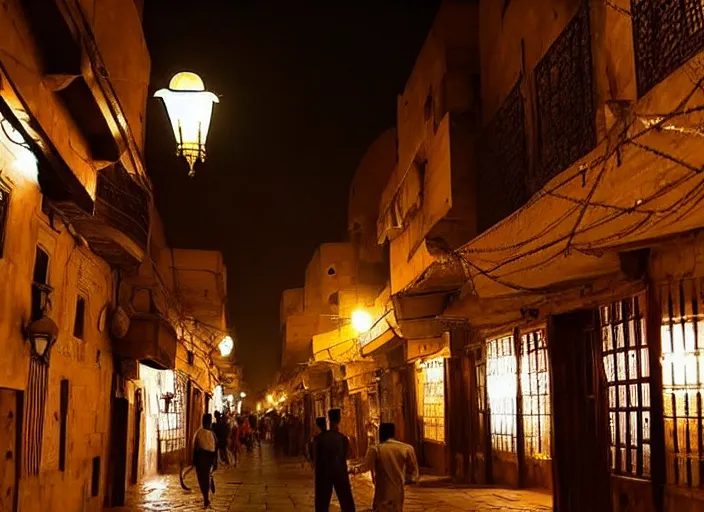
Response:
154,71,219,177
218,335,233,357
267,394,274,404
351,309,373,333
240,391,246,398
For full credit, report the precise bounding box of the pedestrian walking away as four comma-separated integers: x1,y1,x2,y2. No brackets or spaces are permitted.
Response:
350,422,419,512
192,413,218,509
313,408,356,512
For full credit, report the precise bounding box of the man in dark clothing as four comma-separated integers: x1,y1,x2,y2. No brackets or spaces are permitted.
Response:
305,416,327,468
213,411,230,465
313,409,355,512
192,413,217,508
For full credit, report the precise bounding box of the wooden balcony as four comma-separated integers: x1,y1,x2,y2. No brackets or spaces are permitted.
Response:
62,163,149,268
114,313,178,370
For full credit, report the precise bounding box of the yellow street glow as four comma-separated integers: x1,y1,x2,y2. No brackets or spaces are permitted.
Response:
267,394,274,404
351,309,373,333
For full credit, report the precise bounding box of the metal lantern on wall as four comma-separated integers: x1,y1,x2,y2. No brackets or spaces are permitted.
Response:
155,72,219,177
25,314,59,364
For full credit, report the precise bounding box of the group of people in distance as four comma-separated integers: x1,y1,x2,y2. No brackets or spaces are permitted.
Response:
307,408,420,512
191,407,420,511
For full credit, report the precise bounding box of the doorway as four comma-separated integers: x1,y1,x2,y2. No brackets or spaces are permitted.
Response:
549,310,611,512
0,389,21,512
130,389,143,485
109,397,129,506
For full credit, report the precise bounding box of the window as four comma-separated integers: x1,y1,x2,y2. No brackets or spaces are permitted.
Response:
487,334,517,453
661,280,704,487
521,329,551,459
475,347,487,453
31,246,50,321
601,294,650,478
155,371,187,455
59,379,69,471
73,296,85,339
421,358,445,442
632,0,704,96
91,456,100,497
328,292,339,306
0,184,9,257
327,266,336,276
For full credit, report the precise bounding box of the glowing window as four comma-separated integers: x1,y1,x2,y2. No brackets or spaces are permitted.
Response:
422,358,445,442
521,329,551,459
601,294,650,478
487,334,517,453
662,280,704,487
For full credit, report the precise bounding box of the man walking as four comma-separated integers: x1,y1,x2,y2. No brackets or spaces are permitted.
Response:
350,423,419,511
213,411,230,465
313,409,355,512
192,413,218,508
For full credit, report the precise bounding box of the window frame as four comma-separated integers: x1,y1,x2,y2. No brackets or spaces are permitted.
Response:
486,333,518,454
520,328,552,460
421,357,446,443
600,294,651,479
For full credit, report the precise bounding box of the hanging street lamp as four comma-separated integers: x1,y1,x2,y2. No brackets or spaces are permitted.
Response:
351,309,373,333
218,335,234,357
155,71,219,177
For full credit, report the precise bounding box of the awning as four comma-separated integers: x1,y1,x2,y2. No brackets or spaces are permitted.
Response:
312,324,358,364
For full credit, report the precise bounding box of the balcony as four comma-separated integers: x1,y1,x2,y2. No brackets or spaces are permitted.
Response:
63,163,149,268
115,313,178,370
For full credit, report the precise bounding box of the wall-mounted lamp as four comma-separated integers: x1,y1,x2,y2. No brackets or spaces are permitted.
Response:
24,314,59,364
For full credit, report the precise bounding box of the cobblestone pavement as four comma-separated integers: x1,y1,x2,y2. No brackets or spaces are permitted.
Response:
107,443,553,511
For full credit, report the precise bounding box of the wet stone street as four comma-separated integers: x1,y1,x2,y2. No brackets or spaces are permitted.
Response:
108,444,552,511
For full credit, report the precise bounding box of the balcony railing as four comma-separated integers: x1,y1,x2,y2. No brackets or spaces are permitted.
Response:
96,164,149,249
632,0,704,97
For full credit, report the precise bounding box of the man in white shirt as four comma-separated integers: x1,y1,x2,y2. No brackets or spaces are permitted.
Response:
193,413,217,508
350,423,420,512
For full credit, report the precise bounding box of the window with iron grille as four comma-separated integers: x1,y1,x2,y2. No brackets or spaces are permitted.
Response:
521,329,551,459
487,334,517,453
661,279,704,487
632,0,704,97
157,371,187,454
601,294,650,478
475,347,487,454
534,1,595,189
421,358,445,442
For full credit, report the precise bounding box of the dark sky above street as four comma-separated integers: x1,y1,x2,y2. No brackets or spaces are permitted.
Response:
143,2,440,392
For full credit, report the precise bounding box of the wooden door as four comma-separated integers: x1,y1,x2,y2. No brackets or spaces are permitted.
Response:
549,310,611,512
0,389,21,512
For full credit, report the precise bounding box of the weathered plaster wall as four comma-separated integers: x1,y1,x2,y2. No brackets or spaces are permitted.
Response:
0,139,116,511
280,288,304,327
379,1,479,295
348,128,397,265
304,243,356,314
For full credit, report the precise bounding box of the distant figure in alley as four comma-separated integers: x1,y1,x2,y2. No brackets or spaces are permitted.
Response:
193,413,218,508
313,409,356,512
350,423,420,512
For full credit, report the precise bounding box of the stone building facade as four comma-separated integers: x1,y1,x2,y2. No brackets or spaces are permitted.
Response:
0,2,235,511
274,1,704,511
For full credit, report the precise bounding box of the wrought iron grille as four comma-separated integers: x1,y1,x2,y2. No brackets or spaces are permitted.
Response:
421,358,445,442
632,0,704,97
486,334,518,453
477,80,528,233
96,163,149,248
157,370,187,455
521,329,551,459
600,294,651,479
534,1,595,189
661,279,704,487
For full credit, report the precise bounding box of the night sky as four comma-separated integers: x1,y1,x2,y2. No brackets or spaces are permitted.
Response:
143,2,440,392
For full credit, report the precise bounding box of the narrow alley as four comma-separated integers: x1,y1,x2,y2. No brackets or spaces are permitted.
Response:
111,444,551,511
